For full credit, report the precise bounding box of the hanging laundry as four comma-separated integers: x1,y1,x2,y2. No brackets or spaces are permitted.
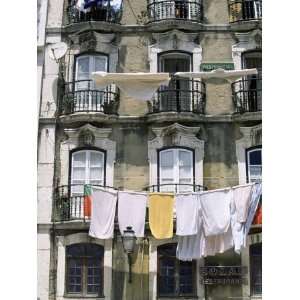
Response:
76,0,86,11
117,191,147,238
232,183,254,223
83,184,92,217
84,0,102,9
200,188,232,237
230,183,255,253
202,228,234,257
92,72,171,101
149,193,174,239
175,192,200,236
244,183,262,237
176,215,205,261
89,187,117,239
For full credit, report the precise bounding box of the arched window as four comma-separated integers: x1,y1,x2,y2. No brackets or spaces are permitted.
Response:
250,243,262,296
159,148,194,192
71,149,105,195
157,243,196,297
66,243,104,297
246,146,262,183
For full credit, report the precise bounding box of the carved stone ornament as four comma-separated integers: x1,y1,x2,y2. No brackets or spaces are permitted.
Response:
78,129,95,147
79,31,97,52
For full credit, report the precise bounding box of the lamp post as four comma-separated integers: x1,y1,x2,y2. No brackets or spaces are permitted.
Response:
122,226,136,283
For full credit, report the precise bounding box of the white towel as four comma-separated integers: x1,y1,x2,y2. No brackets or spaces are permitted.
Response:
200,188,232,237
232,183,254,223
117,191,147,238
175,193,200,236
89,187,117,239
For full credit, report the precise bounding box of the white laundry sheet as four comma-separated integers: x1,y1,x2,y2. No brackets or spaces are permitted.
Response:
117,191,147,237
91,72,170,101
232,183,254,223
200,188,232,237
89,187,118,239
175,68,258,83
175,193,200,236
230,183,255,253
177,221,234,260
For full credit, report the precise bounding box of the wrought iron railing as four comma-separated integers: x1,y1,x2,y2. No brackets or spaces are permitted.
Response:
145,183,207,192
59,80,119,115
232,75,262,113
228,0,262,23
66,0,122,24
147,0,203,22
148,76,206,114
54,184,117,222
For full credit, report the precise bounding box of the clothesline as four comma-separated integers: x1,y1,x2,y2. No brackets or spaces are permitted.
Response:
87,183,262,260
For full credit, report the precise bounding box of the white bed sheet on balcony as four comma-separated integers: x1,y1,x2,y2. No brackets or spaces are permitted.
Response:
92,72,170,101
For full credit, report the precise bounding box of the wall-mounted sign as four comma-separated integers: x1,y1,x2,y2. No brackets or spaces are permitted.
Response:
200,266,248,285
200,63,235,72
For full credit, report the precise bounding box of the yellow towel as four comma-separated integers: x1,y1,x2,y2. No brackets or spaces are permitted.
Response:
149,193,174,239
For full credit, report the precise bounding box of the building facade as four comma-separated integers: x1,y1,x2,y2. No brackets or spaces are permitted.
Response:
37,0,262,299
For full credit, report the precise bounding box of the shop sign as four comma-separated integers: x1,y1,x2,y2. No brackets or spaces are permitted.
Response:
200,63,235,71
200,266,248,285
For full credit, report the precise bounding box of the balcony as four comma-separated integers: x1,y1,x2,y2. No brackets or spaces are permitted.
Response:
228,0,262,23
66,0,122,24
54,184,117,222
148,76,206,114
59,80,119,116
147,0,203,23
145,183,206,193
232,75,261,113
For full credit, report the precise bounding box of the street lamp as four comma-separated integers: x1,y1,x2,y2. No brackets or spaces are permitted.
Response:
122,226,136,283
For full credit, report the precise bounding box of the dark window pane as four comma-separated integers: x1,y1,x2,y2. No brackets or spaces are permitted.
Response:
86,244,104,257
179,261,193,294
158,244,176,257
249,149,262,165
250,243,262,295
67,244,85,257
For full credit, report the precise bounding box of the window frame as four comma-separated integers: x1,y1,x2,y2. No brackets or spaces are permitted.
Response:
65,243,104,298
245,145,262,183
74,52,109,82
157,147,195,192
157,243,197,298
158,50,193,73
69,147,107,191
249,242,262,296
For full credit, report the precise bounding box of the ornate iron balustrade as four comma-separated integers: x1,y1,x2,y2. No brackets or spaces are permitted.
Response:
147,0,203,23
232,75,262,113
145,183,207,192
66,0,122,24
54,184,117,222
59,80,119,115
148,76,206,114
228,0,262,23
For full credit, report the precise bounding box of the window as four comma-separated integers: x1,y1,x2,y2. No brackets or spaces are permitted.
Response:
250,243,262,296
246,147,262,183
158,244,196,297
75,54,108,110
71,149,105,195
158,52,193,111
159,148,194,192
66,243,104,297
